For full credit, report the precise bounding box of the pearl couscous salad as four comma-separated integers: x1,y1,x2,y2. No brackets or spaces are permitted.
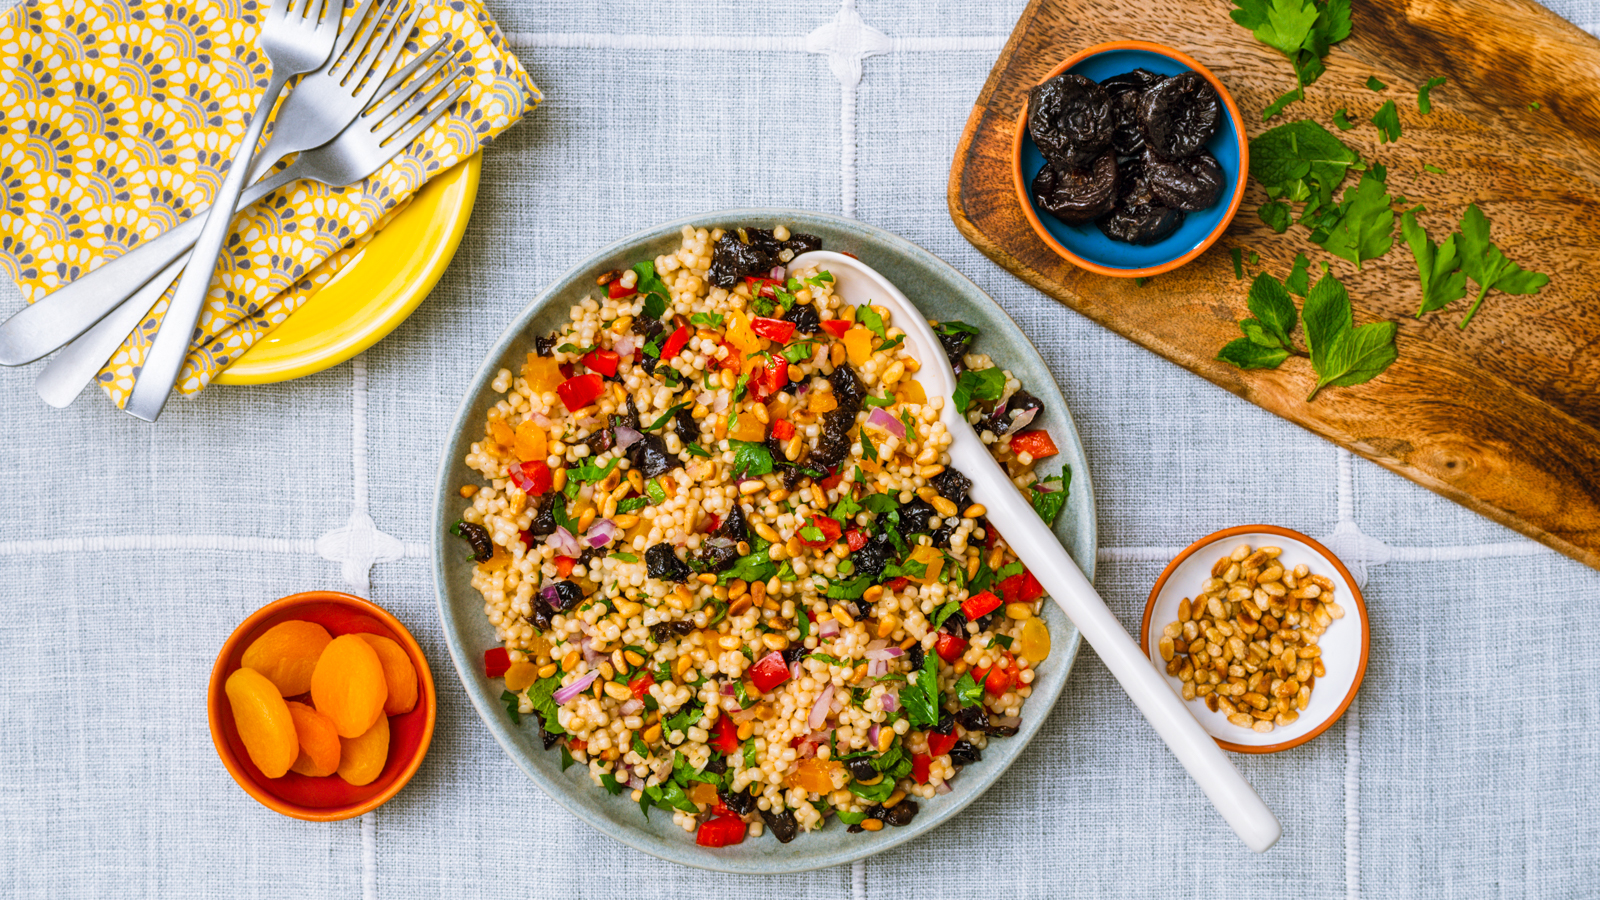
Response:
453,224,1071,848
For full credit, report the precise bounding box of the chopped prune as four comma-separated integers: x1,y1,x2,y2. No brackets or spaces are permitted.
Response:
828,363,866,410
982,389,1043,437
548,580,584,612
955,705,990,733
719,784,757,816
896,497,936,537
1145,148,1225,211
707,227,823,288
538,718,561,749
645,542,691,582
759,806,799,843
1028,73,1114,170
1030,154,1118,225
930,467,972,508
704,754,728,776
455,521,494,562
947,740,982,767
535,334,557,357
936,324,976,375
781,645,807,665
845,757,878,781
1096,157,1184,245
940,609,967,635
810,365,866,473
617,395,642,430
689,537,739,573
673,406,701,445
1138,70,1221,160
905,642,925,673
627,433,679,478
528,596,554,631
716,503,750,544
1101,68,1166,157
851,533,892,582
585,428,614,456
528,493,559,538
929,526,953,549
782,302,822,335
651,619,695,643
880,800,918,827
931,709,954,735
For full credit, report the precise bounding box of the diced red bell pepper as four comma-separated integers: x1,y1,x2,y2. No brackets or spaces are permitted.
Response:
926,731,958,758
709,715,740,754
748,650,791,694
960,590,1003,622
519,529,537,549
885,577,910,593
717,342,743,370
998,570,1044,605
556,373,605,411
581,348,620,377
973,652,1018,696
743,275,779,298
911,752,932,785
799,514,842,549
751,316,797,344
820,319,851,339
608,280,637,300
554,556,576,578
695,815,747,848
661,324,691,361
484,647,511,678
758,354,788,398
771,418,796,442
629,672,655,701
705,513,722,533
935,632,968,664
1008,429,1059,460
507,460,552,497
844,528,869,552
818,468,844,491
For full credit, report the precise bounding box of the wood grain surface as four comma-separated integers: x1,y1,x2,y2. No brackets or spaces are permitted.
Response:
949,0,1600,570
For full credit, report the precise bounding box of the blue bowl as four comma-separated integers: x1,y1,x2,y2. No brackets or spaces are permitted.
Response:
1013,42,1248,277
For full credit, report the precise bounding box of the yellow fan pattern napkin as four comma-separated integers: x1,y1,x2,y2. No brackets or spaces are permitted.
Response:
0,0,539,405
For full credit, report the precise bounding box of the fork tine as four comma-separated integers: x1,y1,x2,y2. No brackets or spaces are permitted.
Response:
381,78,469,152
366,44,453,124
375,68,466,143
371,35,447,101
348,0,417,88
327,0,380,76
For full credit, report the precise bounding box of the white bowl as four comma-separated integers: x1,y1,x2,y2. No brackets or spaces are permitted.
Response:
1140,526,1369,753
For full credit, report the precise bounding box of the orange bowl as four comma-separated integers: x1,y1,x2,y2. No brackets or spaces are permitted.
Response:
207,591,436,820
1011,40,1249,278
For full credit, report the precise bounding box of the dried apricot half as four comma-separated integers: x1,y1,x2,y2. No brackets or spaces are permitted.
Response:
337,713,390,786
286,701,341,777
225,667,299,779
241,620,333,697
310,634,389,738
357,633,419,716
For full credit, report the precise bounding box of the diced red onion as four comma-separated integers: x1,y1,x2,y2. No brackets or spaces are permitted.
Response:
818,618,840,638
880,690,899,713
614,335,636,357
712,392,730,413
936,781,952,794
553,670,599,704
653,758,674,781
614,425,642,449
769,265,786,280
579,636,604,666
627,775,645,790
620,698,643,716
793,381,810,396
866,658,886,677
867,723,880,748
585,519,620,547
547,526,581,557
808,683,834,730
530,411,553,428
696,390,716,407
864,646,904,662
730,707,758,724
789,661,802,681
722,683,737,696
867,406,906,440
866,639,888,651
798,740,817,759
539,584,560,605
1008,406,1038,432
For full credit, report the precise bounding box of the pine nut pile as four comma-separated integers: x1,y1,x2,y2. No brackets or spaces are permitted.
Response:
1158,543,1345,733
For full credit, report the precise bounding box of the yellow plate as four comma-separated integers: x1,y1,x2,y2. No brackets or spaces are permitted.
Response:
213,153,482,385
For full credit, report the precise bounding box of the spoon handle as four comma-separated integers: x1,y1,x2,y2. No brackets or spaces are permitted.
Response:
949,438,1282,852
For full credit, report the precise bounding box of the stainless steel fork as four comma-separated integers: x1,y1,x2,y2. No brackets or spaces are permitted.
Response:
0,0,417,367
36,45,467,409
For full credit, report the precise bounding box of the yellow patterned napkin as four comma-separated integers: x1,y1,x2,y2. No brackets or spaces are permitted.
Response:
0,0,539,405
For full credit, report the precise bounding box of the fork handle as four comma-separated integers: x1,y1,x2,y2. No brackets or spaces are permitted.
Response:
124,72,291,421
946,436,1282,853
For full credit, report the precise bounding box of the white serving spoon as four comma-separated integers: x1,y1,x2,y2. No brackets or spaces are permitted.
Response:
790,251,1281,852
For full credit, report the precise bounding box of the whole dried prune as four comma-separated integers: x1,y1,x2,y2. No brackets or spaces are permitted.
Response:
645,543,691,582
1101,68,1166,156
1030,154,1118,225
1138,71,1221,160
1097,158,1184,245
1145,148,1225,211
896,497,936,537
1028,73,1114,170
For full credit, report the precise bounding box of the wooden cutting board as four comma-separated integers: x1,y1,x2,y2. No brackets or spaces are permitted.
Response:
949,0,1600,571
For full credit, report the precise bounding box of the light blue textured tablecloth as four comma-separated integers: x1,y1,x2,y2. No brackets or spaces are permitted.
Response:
2,1,1598,897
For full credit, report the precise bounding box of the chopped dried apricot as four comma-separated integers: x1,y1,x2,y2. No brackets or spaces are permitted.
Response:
310,634,389,738
357,633,419,716
513,419,547,462
502,660,539,693
286,701,341,777
225,667,299,779
842,327,872,366
783,757,839,794
522,354,563,394
241,620,333,697
336,713,390,787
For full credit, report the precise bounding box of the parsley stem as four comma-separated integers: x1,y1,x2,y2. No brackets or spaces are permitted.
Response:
1458,285,1491,329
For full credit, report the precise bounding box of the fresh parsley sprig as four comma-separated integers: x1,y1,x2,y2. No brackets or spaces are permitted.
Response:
1217,270,1397,401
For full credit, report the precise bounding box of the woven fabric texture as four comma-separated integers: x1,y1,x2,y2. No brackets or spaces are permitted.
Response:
2,0,1598,897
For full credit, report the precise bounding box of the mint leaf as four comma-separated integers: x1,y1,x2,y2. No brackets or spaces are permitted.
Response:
1372,99,1401,143
730,440,774,478
1262,87,1304,121
1332,107,1357,130
1417,76,1446,114
1284,253,1312,296
1455,203,1550,328
632,261,670,322
1252,0,1320,56
1029,472,1071,525
1249,120,1363,209
951,367,1005,414
1301,271,1397,400
1423,163,1445,175
1218,338,1290,370
1258,201,1293,235
689,312,724,328
856,304,887,341
1246,271,1298,346
954,672,983,707
1311,170,1394,268
1401,209,1467,317
1365,75,1386,91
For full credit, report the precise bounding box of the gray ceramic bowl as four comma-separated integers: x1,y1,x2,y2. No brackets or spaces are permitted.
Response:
433,209,1097,872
